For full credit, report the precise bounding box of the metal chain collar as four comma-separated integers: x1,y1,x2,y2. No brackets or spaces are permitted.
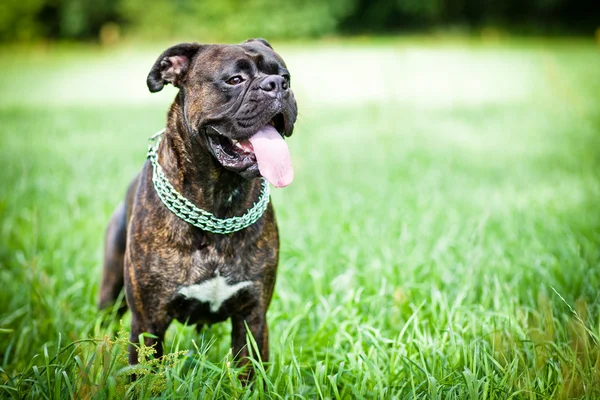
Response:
146,129,271,234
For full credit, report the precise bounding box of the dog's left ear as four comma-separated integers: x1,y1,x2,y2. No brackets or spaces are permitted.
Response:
147,43,202,93
243,38,273,49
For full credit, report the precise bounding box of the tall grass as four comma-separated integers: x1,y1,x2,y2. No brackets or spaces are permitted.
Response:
1,39,599,398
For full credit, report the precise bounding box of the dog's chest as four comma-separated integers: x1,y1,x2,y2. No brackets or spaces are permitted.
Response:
178,271,252,313
170,247,256,318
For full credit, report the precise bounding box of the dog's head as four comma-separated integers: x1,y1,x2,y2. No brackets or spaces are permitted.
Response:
147,39,298,187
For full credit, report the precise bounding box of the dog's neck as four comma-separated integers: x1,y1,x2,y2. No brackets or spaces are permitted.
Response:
155,97,262,219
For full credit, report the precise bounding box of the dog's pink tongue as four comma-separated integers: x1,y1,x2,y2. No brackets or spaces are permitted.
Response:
247,125,293,188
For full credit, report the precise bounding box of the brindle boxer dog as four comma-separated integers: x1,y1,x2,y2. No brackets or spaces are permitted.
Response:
98,38,297,372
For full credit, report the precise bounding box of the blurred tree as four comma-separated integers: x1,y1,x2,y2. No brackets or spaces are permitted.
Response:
0,0,598,42
0,0,120,41
118,0,357,40
0,0,47,41
341,0,599,34
57,0,120,38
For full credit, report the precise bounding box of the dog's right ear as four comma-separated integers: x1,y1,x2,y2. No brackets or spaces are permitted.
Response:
147,43,202,93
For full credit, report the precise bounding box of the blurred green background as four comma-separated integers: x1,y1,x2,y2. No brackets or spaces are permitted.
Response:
1,0,599,43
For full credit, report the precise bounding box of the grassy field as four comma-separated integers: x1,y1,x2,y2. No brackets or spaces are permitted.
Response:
1,38,599,398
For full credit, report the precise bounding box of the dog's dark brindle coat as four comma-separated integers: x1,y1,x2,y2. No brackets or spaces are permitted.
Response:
98,38,297,369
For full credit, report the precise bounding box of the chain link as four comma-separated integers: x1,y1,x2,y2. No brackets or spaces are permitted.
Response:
147,129,270,234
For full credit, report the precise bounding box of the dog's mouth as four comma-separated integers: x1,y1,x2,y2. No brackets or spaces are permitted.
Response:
206,113,293,188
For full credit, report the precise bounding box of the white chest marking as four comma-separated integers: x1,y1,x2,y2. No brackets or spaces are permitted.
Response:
178,273,253,312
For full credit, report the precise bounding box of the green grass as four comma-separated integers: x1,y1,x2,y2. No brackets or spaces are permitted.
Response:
1,38,600,398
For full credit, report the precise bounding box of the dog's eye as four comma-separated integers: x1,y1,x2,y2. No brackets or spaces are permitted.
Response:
226,76,244,85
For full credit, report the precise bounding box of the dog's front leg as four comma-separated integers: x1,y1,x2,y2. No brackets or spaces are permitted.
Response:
231,305,269,372
124,261,169,365
128,311,168,365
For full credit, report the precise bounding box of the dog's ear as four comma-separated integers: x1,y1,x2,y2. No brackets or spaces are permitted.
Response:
147,43,202,93
243,38,273,49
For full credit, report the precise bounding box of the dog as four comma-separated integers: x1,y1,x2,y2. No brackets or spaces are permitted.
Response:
98,38,297,372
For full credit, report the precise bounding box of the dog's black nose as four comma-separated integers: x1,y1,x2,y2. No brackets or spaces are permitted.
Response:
259,76,288,95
